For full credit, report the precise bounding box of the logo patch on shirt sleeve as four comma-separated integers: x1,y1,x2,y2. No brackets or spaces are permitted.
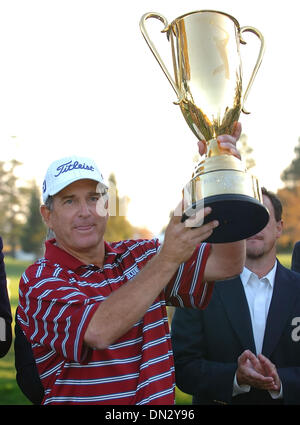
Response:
124,265,139,280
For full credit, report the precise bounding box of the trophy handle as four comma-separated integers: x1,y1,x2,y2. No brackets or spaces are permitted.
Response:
140,13,185,105
240,26,265,114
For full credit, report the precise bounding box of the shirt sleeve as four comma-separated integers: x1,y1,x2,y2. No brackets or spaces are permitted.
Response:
164,243,214,309
18,266,99,364
232,372,250,396
232,372,283,399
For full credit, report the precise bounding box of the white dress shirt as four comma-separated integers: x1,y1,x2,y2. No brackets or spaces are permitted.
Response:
233,262,282,399
241,264,276,355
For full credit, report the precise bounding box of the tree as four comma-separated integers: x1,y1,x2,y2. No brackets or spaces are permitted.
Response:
281,137,300,187
276,137,300,250
277,186,300,251
0,160,28,256
20,181,46,258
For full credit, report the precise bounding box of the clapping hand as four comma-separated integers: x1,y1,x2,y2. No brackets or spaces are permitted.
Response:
236,350,281,392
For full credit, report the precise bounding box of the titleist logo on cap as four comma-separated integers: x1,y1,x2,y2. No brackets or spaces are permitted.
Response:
54,160,95,177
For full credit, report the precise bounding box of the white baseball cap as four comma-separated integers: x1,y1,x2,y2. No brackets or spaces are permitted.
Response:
42,155,107,203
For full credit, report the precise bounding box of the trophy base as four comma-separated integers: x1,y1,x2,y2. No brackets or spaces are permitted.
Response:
182,193,269,243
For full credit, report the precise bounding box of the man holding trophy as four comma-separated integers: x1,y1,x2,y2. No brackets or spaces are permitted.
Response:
16,9,266,405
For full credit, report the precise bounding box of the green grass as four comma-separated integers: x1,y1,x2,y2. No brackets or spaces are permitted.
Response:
0,253,292,405
277,253,292,269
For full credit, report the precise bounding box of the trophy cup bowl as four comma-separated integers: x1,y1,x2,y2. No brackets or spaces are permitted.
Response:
140,10,269,243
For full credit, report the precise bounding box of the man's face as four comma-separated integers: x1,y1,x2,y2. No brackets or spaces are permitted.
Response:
246,194,282,260
42,179,108,255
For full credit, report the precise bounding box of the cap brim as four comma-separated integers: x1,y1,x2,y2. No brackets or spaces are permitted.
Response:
43,177,108,203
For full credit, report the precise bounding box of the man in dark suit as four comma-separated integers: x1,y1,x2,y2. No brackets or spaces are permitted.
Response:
0,237,12,358
172,188,300,405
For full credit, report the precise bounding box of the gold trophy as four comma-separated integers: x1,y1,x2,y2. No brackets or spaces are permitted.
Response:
140,10,269,243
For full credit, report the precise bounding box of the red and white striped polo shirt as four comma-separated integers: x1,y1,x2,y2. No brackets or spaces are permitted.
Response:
18,238,213,405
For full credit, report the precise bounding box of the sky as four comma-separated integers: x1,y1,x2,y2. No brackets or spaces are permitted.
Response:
0,0,299,236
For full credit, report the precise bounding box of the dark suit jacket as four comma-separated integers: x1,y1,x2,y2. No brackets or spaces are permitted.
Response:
292,241,300,273
0,237,12,358
171,261,300,405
